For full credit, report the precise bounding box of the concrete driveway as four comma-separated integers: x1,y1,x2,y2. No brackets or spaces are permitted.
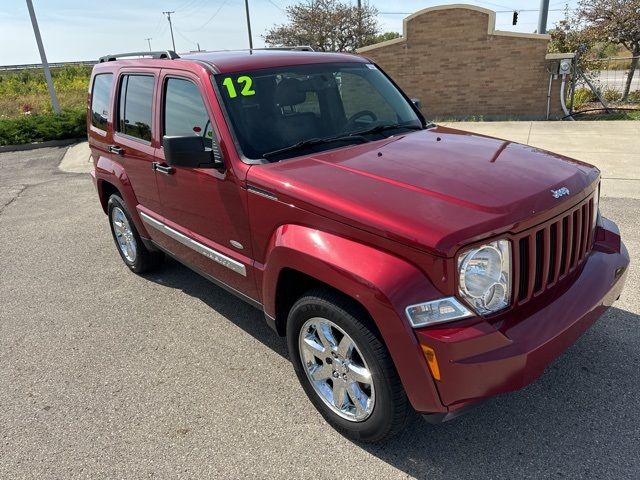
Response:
1,122,639,479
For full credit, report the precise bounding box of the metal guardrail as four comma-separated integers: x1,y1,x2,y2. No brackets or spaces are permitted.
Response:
0,61,96,71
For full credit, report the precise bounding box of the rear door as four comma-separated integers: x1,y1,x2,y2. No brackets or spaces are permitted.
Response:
112,71,162,213
147,69,257,298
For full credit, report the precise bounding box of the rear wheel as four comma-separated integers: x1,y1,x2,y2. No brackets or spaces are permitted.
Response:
287,289,413,442
107,194,163,273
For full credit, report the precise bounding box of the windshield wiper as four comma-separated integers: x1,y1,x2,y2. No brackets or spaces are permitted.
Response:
263,135,367,160
349,123,423,137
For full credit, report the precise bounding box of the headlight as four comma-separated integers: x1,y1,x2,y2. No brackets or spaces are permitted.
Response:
405,297,473,328
458,239,511,315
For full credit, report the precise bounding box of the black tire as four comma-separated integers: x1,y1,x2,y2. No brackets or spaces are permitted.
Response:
287,288,413,443
107,194,164,274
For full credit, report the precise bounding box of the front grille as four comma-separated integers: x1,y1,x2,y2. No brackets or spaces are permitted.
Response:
513,195,595,305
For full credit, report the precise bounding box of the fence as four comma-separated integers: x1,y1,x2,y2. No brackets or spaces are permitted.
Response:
570,56,640,110
0,61,96,72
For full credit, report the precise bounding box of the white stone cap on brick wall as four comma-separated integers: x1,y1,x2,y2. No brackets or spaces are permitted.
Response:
545,52,577,60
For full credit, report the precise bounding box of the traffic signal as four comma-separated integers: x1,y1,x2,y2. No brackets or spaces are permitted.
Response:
512,11,518,25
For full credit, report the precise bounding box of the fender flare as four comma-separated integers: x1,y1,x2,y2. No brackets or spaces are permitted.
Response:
261,224,446,413
94,156,150,238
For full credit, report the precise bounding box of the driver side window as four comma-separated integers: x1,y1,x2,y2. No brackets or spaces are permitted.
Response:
338,72,396,123
164,78,213,145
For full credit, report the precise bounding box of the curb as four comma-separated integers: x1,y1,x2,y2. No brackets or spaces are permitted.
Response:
0,138,85,153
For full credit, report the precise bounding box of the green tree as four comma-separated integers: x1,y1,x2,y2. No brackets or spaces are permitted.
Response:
362,31,401,47
577,0,640,100
263,0,379,52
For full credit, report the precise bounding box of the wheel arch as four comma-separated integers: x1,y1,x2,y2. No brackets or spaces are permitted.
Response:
260,224,447,413
94,157,149,238
97,178,120,214
274,268,380,340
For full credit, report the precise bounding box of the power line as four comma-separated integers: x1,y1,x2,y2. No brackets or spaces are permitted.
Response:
180,0,229,33
177,0,209,17
474,0,513,10
149,13,165,37
266,0,286,13
175,28,197,48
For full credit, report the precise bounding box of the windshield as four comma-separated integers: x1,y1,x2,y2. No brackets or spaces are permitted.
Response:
214,62,423,161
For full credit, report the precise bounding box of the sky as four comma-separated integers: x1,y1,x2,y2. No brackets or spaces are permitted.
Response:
1,0,579,65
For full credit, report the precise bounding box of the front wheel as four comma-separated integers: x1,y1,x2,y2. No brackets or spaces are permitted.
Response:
107,194,164,274
287,289,413,442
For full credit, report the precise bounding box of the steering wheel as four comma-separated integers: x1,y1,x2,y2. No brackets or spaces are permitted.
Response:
342,110,378,133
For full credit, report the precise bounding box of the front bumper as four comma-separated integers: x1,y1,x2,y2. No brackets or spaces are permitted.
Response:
414,217,629,412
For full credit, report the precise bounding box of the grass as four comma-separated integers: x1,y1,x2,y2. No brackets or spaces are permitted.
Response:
0,64,90,117
0,65,90,145
573,109,640,121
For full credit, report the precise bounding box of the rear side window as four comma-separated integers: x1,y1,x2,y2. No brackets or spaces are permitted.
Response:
90,73,113,131
164,78,212,140
117,75,154,142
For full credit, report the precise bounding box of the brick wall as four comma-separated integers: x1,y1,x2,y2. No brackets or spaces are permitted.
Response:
357,5,562,120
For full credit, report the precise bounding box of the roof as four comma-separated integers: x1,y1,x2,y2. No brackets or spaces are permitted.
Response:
178,49,368,74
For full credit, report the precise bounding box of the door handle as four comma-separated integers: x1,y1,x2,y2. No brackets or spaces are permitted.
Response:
108,145,125,156
152,162,175,175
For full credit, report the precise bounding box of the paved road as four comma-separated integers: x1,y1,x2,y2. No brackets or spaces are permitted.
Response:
592,70,640,94
1,143,639,479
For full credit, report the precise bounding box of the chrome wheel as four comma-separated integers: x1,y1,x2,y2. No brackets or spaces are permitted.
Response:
111,206,137,263
298,317,375,422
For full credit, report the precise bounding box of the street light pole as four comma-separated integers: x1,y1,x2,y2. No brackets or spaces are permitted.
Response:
244,0,253,50
145,37,152,52
163,11,176,52
537,0,550,34
25,0,60,115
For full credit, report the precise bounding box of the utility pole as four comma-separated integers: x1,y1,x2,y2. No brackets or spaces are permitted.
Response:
537,0,550,34
25,0,60,115
357,0,363,48
244,0,253,50
145,37,153,52
163,11,176,52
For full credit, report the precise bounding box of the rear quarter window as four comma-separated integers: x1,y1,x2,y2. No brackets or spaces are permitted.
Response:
117,74,154,142
90,73,113,131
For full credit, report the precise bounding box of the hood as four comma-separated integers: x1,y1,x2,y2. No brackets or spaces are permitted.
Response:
249,126,599,257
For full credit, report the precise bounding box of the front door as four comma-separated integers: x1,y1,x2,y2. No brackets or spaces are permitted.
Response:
144,70,257,299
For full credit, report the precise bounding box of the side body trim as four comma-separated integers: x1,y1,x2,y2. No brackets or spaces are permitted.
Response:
140,211,247,276
247,185,278,201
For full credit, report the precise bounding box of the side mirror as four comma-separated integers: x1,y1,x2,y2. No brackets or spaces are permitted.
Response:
162,135,224,169
411,98,421,110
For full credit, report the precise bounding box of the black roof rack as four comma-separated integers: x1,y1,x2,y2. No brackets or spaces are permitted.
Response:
98,50,180,63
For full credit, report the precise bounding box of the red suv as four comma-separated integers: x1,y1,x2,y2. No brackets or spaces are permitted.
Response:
88,49,628,442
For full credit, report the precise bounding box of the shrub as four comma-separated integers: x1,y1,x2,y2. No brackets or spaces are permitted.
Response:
0,109,86,146
602,87,622,102
571,87,596,110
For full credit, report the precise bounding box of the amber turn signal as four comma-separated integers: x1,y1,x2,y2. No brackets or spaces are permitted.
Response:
420,344,441,381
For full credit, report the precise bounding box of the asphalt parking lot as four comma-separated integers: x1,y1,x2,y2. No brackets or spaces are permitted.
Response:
1,127,639,478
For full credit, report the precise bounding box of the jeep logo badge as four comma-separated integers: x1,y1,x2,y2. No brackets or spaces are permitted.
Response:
551,187,570,199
